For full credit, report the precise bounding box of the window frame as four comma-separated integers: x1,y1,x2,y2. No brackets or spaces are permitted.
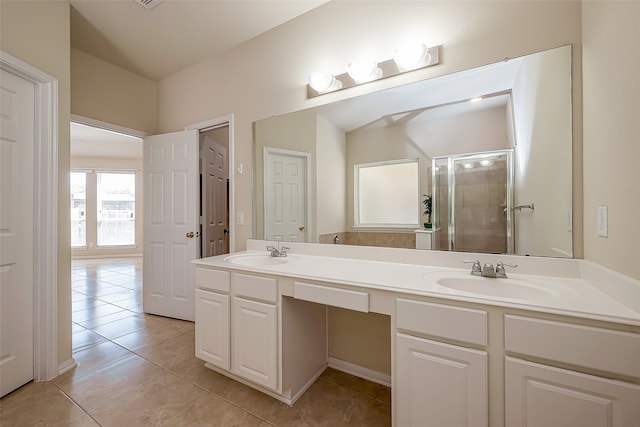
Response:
70,170,88,248
353,158,420,230
96,170,137,248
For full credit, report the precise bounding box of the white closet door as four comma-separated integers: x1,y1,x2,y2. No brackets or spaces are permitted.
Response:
0,68,35,397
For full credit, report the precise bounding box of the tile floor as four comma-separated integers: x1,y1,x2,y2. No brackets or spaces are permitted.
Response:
0,257,391,426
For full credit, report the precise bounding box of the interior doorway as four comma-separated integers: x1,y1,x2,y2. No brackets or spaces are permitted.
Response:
199,125,230,258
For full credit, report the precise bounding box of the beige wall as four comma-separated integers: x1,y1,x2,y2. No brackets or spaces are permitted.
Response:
582,2,640,280
253,110,317,240
513,46,573,257
0,0,72,368
70,157,143,258
12,0,635,383
71,48,158,134
158,0,583,376
316,115,346,237
158,0,583,254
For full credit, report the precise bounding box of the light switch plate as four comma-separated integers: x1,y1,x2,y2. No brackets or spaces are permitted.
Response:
597,206,608,237
236,211,244,226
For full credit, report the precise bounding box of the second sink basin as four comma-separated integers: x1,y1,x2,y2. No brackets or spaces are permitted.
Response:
433,274,560,300
224,253,294,267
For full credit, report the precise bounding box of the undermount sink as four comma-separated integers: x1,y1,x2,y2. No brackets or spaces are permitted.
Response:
433,274,559,300
224,253,294,266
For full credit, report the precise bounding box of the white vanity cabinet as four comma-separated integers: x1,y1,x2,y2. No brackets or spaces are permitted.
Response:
195,268,279,391
195,268,231,370
195,289,230,369
504,315,640,427
231,274,279,390
395,298,489,427
195,265,328,404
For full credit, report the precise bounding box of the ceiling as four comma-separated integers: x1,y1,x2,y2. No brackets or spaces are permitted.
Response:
312,56,522,133
69,0,520,159
70,0,328,81
70,0,327,159
71,122,143,160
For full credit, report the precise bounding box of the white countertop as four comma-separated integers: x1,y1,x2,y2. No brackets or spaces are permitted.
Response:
193,241,640,326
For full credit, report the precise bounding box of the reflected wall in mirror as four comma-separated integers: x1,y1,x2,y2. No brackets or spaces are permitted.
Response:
253,45,573,258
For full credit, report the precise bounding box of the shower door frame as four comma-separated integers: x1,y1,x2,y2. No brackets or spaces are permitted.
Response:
432,149,514,254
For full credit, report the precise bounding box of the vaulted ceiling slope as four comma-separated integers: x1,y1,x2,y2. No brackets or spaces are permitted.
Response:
70,0,328,81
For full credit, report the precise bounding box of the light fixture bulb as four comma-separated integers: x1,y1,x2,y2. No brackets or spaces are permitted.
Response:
470,97,483,103
347,58,381,83
308,72,339,93
393,43,428,71
462,162,475,169
479,159,494,167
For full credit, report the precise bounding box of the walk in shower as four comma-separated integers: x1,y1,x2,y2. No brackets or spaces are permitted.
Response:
432,150,514,254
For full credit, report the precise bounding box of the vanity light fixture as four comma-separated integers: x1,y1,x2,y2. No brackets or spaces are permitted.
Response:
307,44,441,98
479,159,494,167
462,162,475,169
393,43,429,71
308,72,342,93
347,58,382,83
470,97,484,103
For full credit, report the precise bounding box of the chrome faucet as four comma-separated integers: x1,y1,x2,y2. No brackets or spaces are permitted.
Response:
495,261,517,278
463,260,517,278
481,263,496,278
266,245,289,257
463,260,482,276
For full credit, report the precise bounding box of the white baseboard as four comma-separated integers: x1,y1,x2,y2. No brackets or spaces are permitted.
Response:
289,363,327,404
327,357,391,387
72,253,142,260
57,357,77,376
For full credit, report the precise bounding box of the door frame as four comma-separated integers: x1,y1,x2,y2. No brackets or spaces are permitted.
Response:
263,147,311,243
185,114,235,253
1,51,58,381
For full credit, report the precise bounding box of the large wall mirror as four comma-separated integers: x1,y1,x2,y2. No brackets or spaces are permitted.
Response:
253,45,573,258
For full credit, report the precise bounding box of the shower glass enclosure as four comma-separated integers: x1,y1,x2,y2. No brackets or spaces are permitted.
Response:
432,150,514,254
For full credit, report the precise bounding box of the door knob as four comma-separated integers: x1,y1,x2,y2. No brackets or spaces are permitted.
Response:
186,231,195,238
299,226,305,231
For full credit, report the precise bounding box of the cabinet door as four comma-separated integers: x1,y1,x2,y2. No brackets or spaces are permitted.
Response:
232,296,278,391
395,333,488,427
195,289,230,370
505,357,640,427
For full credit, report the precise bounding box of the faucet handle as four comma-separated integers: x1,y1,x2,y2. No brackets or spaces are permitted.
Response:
266,245,278,255
279,246,290,257
462,259,482,276
496,261,518,278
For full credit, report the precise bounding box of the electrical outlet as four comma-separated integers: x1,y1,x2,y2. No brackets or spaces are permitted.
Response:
597,206,608,237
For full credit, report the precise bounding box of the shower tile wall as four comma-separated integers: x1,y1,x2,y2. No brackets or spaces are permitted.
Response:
455,162,507,253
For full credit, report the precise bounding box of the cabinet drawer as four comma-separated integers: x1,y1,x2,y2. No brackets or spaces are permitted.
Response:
234,273,278,303
396,298,488,346
196,268,230,293
293,281,369,312
505,315,640,378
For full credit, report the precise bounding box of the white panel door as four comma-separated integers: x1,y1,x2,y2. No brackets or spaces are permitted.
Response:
505,357,640,427
231,296,278,391
395,333,488,427
143,130,198,321
264,149,308,242
0,69,35,397
201,135,228,257
195,289,230,370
